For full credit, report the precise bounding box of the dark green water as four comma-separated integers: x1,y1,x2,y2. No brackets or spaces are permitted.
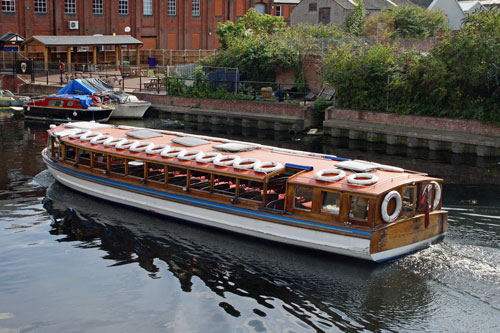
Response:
1,113,499,332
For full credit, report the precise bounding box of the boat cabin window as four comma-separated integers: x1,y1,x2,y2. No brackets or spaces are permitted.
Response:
213,174,237,197
189,170,211,192
294,186,313,211
65,145,76,162
238,179,264,202
109,156,126,175
167,166,187,187
48,100,63,107
93,152,107,171
349,195,369,221
78,149,91,167
128,160,144,179
67,101,74,107
146,162,166,184
402,186,415,214
321,191,341,216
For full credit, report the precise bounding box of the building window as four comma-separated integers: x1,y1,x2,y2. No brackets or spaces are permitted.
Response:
167,0,176,16
276,5,282,17
34,0,47,13
93,0,103,14
309,3,317,12
65,0,76,14
2,0,15,12
118,0,128,15
192,0,199,17
143,0,152,15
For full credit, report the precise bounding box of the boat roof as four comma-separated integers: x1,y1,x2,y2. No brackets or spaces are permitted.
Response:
51,122,439,196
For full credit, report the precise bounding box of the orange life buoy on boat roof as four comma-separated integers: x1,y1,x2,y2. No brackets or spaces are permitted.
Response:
59,62,65,72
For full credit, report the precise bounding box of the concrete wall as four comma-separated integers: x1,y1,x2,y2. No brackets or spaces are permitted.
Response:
429,0,466,30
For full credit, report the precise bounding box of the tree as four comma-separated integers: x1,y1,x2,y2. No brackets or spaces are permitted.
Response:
343,0,365,35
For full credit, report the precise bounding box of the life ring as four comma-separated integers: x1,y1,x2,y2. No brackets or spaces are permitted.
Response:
347,173,379,185
381,190,402,223
129,141,155,152
103,137,127,147
80,131,103,142
59,62,65,72
254,161,283,174
160,147,186,158
177,150,203,160
69,129,90,139
377,164,404,173
214,154,241,167
422,181,441,210
145,144,169,155
90,134,112,145
315,169,346,182
115,139,139,150
233,158,260,170
195,152,221,163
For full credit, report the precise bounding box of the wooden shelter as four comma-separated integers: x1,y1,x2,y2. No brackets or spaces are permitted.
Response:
22,35,143,71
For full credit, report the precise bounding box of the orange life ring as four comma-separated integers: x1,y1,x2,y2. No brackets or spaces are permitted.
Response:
59,62,65,71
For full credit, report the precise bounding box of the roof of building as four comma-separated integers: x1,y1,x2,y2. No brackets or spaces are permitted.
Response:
458,0,484,10
22,35,143,47
0,32,25,43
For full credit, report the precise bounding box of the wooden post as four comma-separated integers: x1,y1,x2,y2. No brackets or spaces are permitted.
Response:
66,47,72,72
115,45,120,68
93,46,97,68
43,47,49,71
136,45,140,66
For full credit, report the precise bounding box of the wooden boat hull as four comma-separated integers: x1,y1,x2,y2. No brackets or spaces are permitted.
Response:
23,105,113,122
42,150,446,262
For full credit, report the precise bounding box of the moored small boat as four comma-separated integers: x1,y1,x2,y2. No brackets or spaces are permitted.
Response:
42,122,448,262
23,94,114,122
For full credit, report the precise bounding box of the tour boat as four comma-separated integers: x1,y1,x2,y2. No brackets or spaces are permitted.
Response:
23,94,114,122
42,122,448,262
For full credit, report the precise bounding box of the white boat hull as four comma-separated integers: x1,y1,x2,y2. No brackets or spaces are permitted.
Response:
44,155,443,262
110,101,151,119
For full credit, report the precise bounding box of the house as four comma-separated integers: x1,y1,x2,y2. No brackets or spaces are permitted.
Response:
290,0,412,26
428,0,466,30
458,1,486,14
273,0,302,24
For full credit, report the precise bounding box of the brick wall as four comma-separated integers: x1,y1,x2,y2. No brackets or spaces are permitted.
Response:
326,108,500,137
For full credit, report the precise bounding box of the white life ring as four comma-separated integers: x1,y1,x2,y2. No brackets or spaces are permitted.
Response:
160,147,186,158
115,139,139,150
233,158,260,170
145,144,170,155
347,173,379,185
69,129,90,139
254,161,283,174
177,150,203,161
377,164,404,173
214,154,241,167
423,181,441,210
90,134,112,145
103,137,127,147
80,132,103,142
195,152,221,163
381,190,402,223
315,169,346,182
129,141,155,152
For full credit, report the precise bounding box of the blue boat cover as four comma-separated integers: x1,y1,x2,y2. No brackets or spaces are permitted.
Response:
57,78,113,95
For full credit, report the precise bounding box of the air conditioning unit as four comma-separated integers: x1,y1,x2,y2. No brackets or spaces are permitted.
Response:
69,21,79,30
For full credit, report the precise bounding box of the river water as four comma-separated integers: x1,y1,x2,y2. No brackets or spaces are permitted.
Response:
1,113,499,332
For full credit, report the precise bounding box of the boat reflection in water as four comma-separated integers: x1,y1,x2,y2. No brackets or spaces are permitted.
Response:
43,179,436,331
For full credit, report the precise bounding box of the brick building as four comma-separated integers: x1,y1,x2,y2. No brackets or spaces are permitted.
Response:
0,0,302,50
